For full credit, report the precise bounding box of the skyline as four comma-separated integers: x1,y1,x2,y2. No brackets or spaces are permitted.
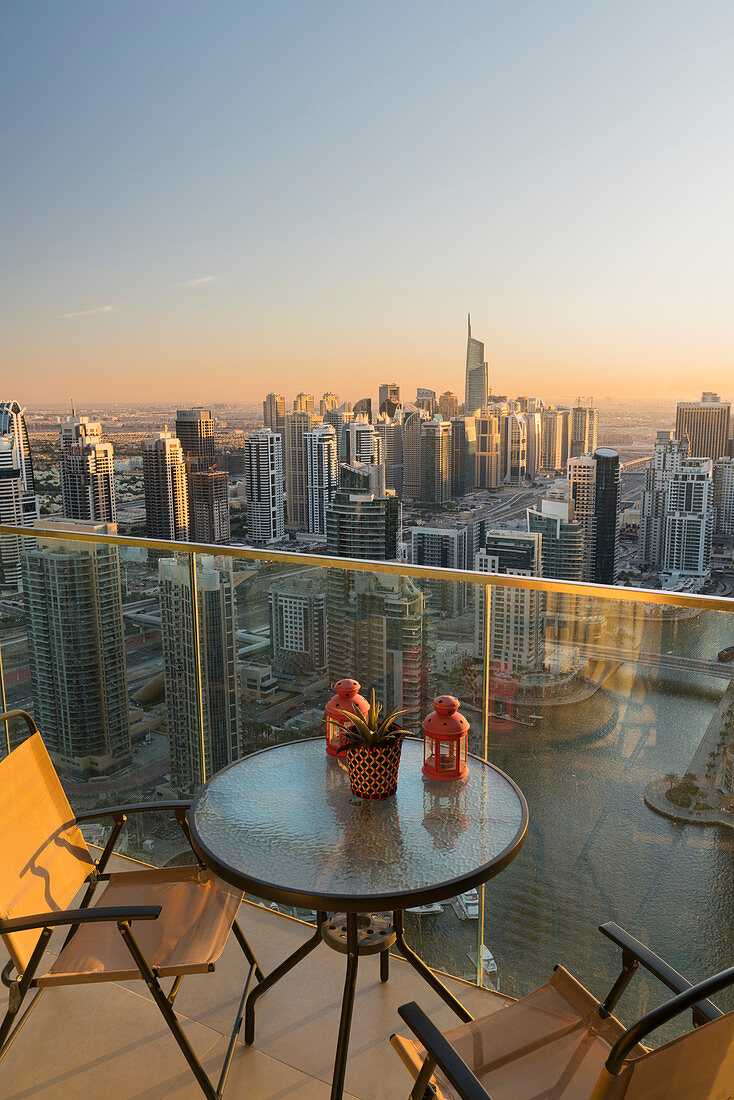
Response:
4,1,734,402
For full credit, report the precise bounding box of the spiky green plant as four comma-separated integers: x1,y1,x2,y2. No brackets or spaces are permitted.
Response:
333,689,410,748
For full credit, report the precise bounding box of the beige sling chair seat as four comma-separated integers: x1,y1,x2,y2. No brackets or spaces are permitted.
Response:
392,925,734,1100
0,717,265,1100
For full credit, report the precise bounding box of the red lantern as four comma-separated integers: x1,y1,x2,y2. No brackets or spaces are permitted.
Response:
422,695,469,780
324,678,370,757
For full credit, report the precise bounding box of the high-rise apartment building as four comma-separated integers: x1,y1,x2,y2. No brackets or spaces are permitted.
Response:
375,415,403,497
190,468,230,544
713,457,734,535
293,393,315,415
175,408,216,469
268,577,328,678
475,531,544,675
327,571,424,722
526,494,584,581
0,434,25,590
662,458,713,581
501,412,527,485
410,515,485,613
420,419,452,503
378,383,400,413
639,431,689,569
474,412,501,489
306,424,338,536
244,429,284,543
415,389,437,416
326,483,399,560
402,409,424,500
438,392,459,422
21,521,131,780
320,392,339,417
325,402,354,439
675,393,730,463
341,418,382,466
283,410,315,530
353,397,373,420
0,401,39,528
159,556,240,792
59,415,116,523
464,314,488,414
450,417,477,496
263,393,285,434
568,448,620,583
540,408,572,472
142,430,190,541
525,410,542,480
570,406,599,459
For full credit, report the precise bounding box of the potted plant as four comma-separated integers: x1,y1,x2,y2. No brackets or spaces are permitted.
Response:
333,690,410,800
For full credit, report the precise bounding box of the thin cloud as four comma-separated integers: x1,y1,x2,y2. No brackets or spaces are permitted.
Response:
183,275,215,287
60,304,116,318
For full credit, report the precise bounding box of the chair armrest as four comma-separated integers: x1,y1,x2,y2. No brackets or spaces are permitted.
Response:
599,922,721,1024
397,1002,492,1100
606,965,734,1075
75,801,190,823
0,905,162,934
0,710,38,736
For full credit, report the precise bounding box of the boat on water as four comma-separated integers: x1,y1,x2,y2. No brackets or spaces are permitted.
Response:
457,889,479,920
406,902,444,916
528,713,544,720
717,645,734,663
466,945,498,975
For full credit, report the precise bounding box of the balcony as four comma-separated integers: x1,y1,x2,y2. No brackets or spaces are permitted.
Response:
0,523,732,1096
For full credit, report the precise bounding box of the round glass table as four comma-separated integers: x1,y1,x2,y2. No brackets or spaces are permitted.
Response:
189,737,528,1099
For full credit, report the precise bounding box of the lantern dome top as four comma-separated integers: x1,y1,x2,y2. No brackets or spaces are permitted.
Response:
422,696,469,736
332,678,361,698
433,695,460,715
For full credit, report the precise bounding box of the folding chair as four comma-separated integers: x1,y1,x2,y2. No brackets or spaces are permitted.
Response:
0,714,264,1099
392,922,734,1099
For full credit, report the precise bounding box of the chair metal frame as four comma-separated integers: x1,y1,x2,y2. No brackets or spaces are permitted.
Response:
396,921,734,1100
0,711,264,1100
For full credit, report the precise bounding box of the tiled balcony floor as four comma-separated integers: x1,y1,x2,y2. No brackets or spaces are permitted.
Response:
0,860,510,1099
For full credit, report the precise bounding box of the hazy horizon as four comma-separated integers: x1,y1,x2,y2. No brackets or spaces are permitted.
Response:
3,1,734,405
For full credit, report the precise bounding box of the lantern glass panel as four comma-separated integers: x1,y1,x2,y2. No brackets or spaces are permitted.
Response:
460,739,468,766
327,716,347,748
424,735,436,770
439,740,458,771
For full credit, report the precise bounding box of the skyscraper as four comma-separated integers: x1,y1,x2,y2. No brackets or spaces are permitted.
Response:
142,430,190,541
568,448,620,583
21,520,131,780
283,410,315,530
570,406,599,459
401,409,424,500
450,417,477,496
306,424,338,536
378,383,400,413
675,393,730,463
475,531,544,675
263,393,285,434
326,483,399,560
341,418,382,466
410,518,484,613
662,458,713,581
59,415,116,523
501,412,527,485
526,494,584,581
244,428,284,543
190,468,230,544
540,408,571,472
375,414,403,497
438,392,459,422
420,419,452,503
713,457,734,536
159,556,240,792
268,577,328,678
639,431,689,569
474,411,501,489
524,410,542,480
464,314,488,415
415,389,437,416
320,392,339,417
293,393,315,415
175,408,215,469
0,400,39,527
0,434,26,590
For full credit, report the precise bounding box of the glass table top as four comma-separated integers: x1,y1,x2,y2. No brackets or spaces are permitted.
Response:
190,738,527,910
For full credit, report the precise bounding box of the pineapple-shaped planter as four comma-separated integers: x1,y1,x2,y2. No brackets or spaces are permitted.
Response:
332,688,409,801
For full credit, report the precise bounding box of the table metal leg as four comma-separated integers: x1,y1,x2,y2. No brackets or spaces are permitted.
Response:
379,946,389,982
244,912,327,1045
330,912,359,1100
393,910,474,1023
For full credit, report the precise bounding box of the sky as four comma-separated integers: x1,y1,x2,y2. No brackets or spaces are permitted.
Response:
2,0,734,406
